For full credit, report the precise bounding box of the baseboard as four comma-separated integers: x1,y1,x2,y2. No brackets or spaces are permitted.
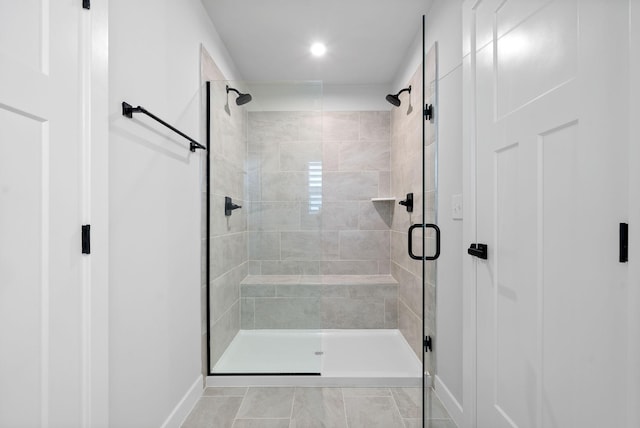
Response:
160,375,203,428
434,374,463,427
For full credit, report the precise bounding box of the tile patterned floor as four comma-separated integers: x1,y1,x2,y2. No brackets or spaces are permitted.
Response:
181,387,457,428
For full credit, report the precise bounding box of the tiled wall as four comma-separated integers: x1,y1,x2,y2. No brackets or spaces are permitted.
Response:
240,275,398,329
247,111,392,276
390,56,437,373
208,81,248,368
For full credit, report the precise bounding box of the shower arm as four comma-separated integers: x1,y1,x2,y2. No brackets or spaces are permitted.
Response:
121,102,206,152
395,86,411,97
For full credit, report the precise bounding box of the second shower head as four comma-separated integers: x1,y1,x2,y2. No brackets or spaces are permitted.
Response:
385,85,411,107
227,85,253,106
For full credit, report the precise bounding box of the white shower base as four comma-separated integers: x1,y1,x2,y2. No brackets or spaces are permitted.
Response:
209,329,424,387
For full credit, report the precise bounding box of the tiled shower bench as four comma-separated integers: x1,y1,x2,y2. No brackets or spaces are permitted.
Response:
240,275,399,330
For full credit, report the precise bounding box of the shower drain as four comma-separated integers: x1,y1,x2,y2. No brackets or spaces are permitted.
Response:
314,351,324,355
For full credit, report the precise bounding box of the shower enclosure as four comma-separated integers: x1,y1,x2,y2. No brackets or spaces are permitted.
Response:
207,80,418,375
204,18,440,427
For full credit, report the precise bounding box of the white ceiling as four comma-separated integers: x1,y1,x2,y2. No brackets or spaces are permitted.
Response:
201,0,432,86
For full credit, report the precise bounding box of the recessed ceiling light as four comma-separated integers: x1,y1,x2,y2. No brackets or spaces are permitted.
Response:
310,42,326,57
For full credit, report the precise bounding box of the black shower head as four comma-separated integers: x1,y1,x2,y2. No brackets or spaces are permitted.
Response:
235,93,252,106
385,85,411,107
227,85,253,106
385,94,401,107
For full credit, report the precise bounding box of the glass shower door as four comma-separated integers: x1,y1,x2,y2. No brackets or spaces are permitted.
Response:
207,80,324,375
422,23,440,426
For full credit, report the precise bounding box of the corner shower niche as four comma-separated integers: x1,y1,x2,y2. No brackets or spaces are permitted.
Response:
207,80,424,382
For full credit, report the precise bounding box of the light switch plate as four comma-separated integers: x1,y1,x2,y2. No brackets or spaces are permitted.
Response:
451,194,463,220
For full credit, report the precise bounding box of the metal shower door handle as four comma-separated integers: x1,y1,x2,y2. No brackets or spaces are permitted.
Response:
408,223,441,260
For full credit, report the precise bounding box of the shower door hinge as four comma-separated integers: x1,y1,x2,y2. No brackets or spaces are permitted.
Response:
424,104,433,121
424,336,433,352
620,223,628,263
82,0,90,9
82,225,91,254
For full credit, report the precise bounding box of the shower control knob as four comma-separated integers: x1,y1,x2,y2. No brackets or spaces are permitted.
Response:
224,196,242,216
399,193,414,212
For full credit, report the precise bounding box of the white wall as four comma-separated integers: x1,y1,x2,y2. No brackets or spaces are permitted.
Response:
323,84,392,111
390,0,464,418
108,0,238,426
435,64,463,413
244,83,391,112
391,26,422,93
427,0,464,414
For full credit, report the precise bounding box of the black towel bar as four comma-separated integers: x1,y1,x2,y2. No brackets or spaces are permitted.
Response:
122,101,206,152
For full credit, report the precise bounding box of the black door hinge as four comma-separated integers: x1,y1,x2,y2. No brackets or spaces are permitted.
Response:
468,243,488,260
82,225,91,254
82,0,90,10
620,223,628,263
424,104,433,121
424,336,433,352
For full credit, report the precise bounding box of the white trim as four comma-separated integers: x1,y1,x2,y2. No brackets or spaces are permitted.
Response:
88,0,110,426
80,4,92,426
462,1,478,427
41,121,50,428
161,376,204,428
434,375,463,427
628,1,640,427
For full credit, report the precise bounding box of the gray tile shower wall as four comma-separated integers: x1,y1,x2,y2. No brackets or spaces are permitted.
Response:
390,59,437,373
208,81,248,369
247,110,392,276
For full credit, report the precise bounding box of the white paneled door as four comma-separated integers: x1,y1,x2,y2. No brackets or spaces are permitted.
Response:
470,0,630,427
0,1,103,427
